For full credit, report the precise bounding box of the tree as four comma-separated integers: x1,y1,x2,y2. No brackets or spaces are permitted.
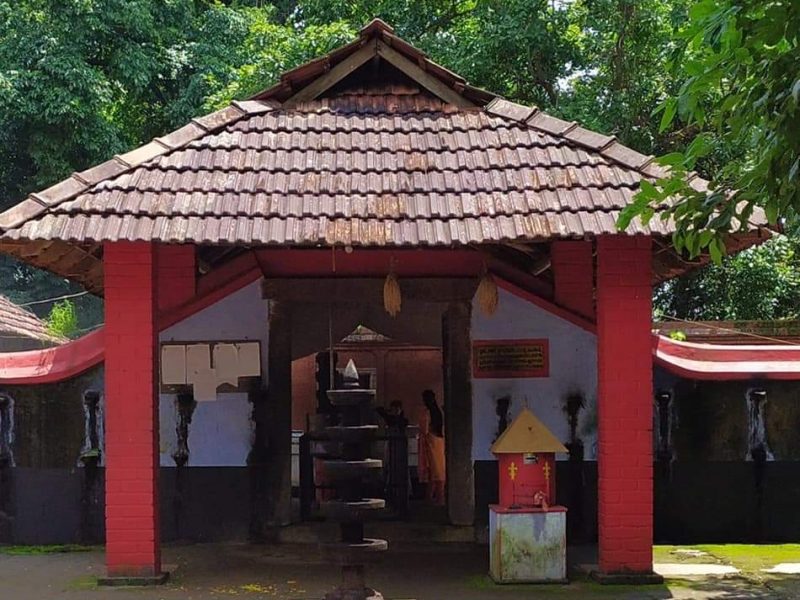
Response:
655,234,800,321
0,0,206,327
0,0,200,206
562,0,691,154
46,299,79,339
196,5,356,109
620,0,800,259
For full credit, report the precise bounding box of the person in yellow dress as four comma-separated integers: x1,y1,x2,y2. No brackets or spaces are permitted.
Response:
419,389,445,505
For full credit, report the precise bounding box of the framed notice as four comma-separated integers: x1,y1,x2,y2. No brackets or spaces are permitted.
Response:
472,339,549,378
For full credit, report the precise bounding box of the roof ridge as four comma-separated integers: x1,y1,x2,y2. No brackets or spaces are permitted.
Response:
249,20,493,106
0,100,279,233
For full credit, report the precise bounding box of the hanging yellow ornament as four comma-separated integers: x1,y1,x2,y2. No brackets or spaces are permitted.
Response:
476,269,499,316
383,270,402,317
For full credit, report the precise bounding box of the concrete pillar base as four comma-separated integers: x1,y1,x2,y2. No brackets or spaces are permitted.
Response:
590,570,664,585
98,572,170,587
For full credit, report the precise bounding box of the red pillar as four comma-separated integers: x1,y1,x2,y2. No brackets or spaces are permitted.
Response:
156,244,195,313
103,241,164,582
551,240,594,319
596,235,656,578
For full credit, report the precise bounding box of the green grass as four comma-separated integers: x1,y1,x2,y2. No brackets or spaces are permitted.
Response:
0,544,95,556
655,543,800,583
695,544,800,574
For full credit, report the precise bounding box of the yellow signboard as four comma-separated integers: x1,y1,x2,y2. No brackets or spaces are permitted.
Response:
473,339,549,378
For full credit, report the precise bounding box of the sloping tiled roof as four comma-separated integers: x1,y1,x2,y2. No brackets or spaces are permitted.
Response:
0,296,64,345
0,19,769,293
6,93,667,245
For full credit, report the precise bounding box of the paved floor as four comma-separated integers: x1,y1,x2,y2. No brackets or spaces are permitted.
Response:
0,543,794,599
763,564,800,574
654,564,740,577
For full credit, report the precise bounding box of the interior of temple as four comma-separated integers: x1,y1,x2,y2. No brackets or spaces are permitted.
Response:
273,275,474,525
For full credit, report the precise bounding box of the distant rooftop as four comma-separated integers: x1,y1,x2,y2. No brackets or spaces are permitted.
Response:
0,295,65,348
655,320,800,346
340,325,392,344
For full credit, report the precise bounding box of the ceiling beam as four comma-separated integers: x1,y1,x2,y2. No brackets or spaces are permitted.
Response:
376,41,474,108
284,39,377,106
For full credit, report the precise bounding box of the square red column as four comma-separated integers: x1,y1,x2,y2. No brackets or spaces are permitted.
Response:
156,244,196,313
551,240,594,319
102,241,165,583
595,235,659,581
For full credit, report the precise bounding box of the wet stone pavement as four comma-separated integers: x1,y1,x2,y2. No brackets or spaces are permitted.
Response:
0,543,796,600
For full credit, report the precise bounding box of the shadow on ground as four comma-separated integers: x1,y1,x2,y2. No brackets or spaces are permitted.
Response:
0,542,793,599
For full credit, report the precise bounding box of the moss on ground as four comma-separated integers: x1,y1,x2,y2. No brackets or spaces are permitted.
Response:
656,543,800,575
65,575,98,591
695,544,800,574
0,544,95,555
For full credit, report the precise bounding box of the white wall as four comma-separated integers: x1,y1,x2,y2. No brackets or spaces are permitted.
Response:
158,279,269,467
471,288,597,462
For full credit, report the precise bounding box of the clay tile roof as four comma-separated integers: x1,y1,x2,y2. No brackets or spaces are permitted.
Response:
0,18,770,293
0,296,65,345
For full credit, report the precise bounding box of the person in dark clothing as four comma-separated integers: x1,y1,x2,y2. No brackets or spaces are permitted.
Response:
377,400,409,430
377,400,411,511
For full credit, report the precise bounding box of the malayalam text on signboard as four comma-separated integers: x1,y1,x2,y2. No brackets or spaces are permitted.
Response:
472,339,549,378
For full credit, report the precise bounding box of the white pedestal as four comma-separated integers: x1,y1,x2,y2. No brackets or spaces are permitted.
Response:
489,505,567,583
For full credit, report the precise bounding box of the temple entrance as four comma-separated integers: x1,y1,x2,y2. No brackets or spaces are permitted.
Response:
262,276,476,529
293,325,446,521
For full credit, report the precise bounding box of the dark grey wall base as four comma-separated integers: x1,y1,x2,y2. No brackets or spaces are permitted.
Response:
654,461,800,543
5,461,800,545
475,460,800,544
160,467,250,542
3,467,251,545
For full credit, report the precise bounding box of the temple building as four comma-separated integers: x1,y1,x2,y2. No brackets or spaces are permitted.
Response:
0,19,786,584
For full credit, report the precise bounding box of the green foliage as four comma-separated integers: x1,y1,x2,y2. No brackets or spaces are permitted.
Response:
46,299,79,338
200,6,355,109
0,0,197,204
436,0,581,108
562,0,691,153
0,544,93,555
0,255,103,332
620,0,800,256
654,234,800,321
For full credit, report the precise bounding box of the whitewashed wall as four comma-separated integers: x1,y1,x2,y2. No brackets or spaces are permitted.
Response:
471,288,597,462
158,279,269,467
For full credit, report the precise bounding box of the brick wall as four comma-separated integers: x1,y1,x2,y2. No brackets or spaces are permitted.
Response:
156,244,195,313
596,235,653,574
104,242,161,577
551,240,594,319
